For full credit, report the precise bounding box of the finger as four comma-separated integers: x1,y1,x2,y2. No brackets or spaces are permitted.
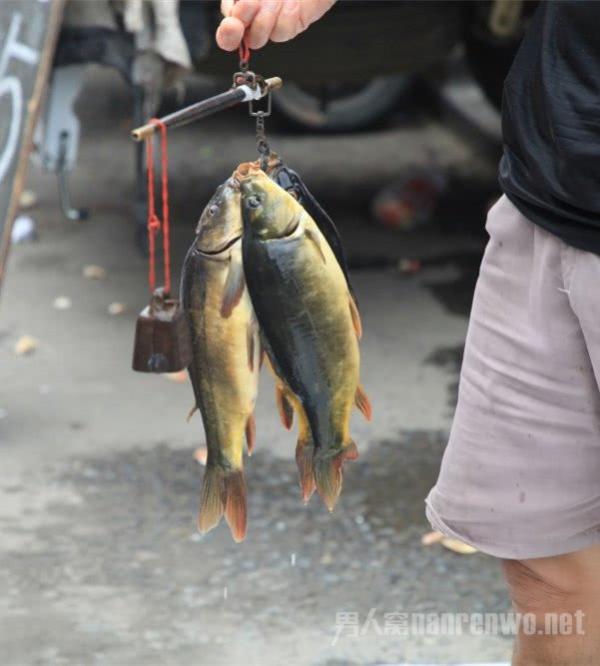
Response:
246,1,282,49
230,0,261,27
221,0,235,17
299,0,336,28
216,16,245,51
270,0,300,42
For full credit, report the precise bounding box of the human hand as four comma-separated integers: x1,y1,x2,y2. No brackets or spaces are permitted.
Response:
216,0,336,52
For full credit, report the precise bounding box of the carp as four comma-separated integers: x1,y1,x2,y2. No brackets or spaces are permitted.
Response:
181,176,260,542
238,164,371,511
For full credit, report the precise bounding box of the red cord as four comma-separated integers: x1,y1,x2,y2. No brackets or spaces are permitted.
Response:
146,118,171,295
233,0,251,66
239,37,250,66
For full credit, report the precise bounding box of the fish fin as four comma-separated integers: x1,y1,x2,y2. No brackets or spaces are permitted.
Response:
246,322,256,372
275,385,294,430
355,385,372,421
245,414,256,455
198,466,247,542
224,470,247,543
220,255,245,318
294,408,315,503
186,404,198,423
343,440,360,461
313,441,359,512
259,346,265,370
296,440,316,504
197,466,226,535
349,296,362,340
305,226,327,264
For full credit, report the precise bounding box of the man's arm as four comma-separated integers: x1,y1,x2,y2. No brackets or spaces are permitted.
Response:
216,0,336,51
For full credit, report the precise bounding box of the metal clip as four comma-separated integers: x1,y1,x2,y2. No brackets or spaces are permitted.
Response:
248,88,272,118
232,69,263,91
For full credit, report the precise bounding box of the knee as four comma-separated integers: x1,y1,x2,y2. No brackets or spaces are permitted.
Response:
502,558,579,616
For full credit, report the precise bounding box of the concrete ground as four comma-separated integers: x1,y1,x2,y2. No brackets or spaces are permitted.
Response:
0,69,512,665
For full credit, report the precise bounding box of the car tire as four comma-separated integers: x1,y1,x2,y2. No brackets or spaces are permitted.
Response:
272,76,412,133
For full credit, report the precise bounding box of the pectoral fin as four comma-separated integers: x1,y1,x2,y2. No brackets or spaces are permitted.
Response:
221,254,245,318
245,413,256,455
349,296,362,340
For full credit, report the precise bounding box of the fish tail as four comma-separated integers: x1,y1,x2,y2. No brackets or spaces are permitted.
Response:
197,466,247,542
294,406,316,503
295,439,316,504
224,470,247,543
197,465,226,535
313,440,359,512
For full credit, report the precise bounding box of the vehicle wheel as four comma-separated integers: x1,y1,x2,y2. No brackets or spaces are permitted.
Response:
272,76,412,133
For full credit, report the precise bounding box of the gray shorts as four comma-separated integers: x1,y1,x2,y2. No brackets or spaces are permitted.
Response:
426,195,600,560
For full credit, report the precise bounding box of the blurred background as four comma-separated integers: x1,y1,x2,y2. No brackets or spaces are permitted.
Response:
1,1,532,664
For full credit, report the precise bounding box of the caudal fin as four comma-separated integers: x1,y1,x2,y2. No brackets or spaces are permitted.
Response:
198,467,247,542
224,471,247,542
295,440,316,504
293,405,315,503
313,441,359,512
197,466,225,535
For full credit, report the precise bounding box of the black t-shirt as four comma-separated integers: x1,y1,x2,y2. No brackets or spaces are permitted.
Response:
499,0,600,253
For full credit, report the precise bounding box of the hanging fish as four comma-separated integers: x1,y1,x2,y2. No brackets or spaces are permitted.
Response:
181,176,260,542
238,164,371,511
265,153,356,302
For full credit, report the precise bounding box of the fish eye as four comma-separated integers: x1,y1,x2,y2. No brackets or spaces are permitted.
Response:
208,204,219,217
246,195,262,209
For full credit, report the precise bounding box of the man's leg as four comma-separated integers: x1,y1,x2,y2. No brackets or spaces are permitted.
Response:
503,544,600,665
426,197,600,662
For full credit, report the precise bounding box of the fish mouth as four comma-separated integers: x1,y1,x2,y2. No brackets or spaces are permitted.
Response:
234,161,262,180
197,233,242,255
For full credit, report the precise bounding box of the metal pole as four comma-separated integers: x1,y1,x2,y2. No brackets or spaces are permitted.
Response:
131,76,283,142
